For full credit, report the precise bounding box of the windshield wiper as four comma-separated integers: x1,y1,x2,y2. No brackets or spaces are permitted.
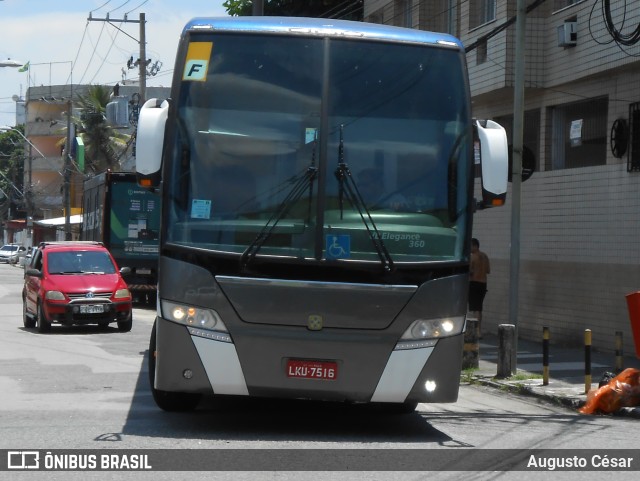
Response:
334,125,394,273
240,137,318,268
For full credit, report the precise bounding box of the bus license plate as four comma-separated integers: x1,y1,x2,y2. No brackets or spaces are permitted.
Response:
286,360,338,380
80,304,105,314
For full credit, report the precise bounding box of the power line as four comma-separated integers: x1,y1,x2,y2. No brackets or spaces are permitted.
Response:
90,0,113,13
126,0,149,15
321,0,356,18
108,0,131,13
89,20,125,83
602,0,640,46
79,21,108,84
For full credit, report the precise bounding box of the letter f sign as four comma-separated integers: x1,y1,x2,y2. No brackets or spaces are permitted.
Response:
183,60,208,81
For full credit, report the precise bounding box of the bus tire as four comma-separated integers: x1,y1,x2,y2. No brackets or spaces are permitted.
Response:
148,320,202,412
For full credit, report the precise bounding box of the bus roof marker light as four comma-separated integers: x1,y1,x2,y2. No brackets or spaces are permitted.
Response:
436,40,458,48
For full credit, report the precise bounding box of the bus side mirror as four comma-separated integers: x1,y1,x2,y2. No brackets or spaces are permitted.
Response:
136,98,169,188
474,119,508,208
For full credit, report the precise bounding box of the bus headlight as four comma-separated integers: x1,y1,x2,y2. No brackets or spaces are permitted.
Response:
161,300,228,332
400,316,465,340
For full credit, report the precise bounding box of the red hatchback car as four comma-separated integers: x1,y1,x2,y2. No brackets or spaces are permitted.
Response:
22,242,133,333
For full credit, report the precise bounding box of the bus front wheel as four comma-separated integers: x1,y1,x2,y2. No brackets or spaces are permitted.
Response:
148,320,202,412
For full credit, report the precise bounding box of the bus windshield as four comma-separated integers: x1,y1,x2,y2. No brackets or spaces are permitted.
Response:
165,33,471,264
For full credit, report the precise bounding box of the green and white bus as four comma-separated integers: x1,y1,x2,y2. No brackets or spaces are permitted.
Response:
136,16,508,412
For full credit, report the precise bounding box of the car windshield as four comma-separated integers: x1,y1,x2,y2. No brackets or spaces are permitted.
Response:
1,245,18,252
46,251,117,274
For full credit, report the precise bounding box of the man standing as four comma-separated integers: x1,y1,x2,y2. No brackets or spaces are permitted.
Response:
469,238,490,337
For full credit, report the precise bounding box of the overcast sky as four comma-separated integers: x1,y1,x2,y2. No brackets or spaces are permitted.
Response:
0,0,229,127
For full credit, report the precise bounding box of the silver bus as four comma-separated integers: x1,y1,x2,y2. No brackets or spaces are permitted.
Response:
136,16,508,412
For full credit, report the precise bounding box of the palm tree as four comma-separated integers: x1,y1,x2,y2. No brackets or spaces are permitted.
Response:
72,85,130,173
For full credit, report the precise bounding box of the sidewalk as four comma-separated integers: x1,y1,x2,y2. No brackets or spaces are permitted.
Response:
471,333,640,418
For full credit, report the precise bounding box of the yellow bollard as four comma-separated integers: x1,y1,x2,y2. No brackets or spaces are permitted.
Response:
584,329,592,394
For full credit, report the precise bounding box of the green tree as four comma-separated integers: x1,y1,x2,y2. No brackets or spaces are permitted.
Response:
0,126,26,219
223,0,363,20
70,85,130,173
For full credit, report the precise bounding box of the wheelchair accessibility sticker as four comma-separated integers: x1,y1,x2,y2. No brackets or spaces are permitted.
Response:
326,235,350,259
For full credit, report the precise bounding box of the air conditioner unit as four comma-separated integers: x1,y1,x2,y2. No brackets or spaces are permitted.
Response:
557,21,577,47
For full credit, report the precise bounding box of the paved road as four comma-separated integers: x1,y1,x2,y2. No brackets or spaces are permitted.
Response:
1,263,638,479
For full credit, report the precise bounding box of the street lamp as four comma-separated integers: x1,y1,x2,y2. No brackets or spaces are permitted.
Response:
0,59,24,68
0,125,47,159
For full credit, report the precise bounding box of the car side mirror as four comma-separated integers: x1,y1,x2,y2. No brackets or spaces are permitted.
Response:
120,266,132,276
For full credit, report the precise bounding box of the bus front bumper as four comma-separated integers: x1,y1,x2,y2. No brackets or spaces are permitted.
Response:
153,315,463,404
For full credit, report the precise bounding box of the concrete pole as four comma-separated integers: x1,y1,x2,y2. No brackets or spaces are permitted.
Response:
64,99,72,241
497,324,516,378
139,13,146,104
509,0,527,372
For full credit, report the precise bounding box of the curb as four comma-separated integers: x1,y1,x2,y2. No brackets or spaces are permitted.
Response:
472,375,640,419
475,376,585,409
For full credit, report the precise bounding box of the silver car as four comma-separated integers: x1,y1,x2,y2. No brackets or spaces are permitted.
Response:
0,244,26,264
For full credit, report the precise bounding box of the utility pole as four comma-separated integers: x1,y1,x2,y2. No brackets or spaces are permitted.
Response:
87,12,147,102
253,0,264,16
63,99,72,240
139,13,146,104
509,0,527,372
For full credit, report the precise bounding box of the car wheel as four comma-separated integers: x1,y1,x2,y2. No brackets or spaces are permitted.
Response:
23,297,36,329
36,302,51,333
117,317,132,332
148,320,202,411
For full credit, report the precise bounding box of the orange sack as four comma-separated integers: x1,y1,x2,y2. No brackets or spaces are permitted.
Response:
579,368,640,414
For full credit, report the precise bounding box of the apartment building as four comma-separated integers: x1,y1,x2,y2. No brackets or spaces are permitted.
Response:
23,83,169,242
364,1,640,354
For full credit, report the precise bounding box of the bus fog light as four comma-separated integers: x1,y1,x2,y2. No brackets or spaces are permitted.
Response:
425,380,437,392
183,369,193,379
